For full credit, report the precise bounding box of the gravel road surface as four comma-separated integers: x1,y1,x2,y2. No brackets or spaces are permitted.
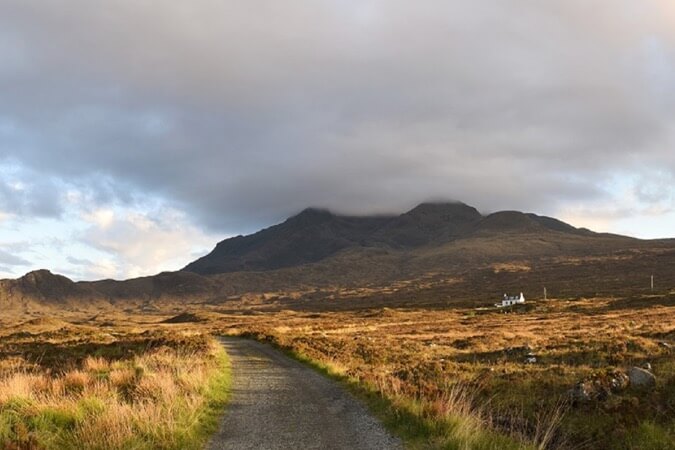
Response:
208,337,403,450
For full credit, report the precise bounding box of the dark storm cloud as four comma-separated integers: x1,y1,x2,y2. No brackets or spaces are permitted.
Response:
1,1,675,233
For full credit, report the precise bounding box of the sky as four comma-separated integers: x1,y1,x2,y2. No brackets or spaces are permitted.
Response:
2,1,675,280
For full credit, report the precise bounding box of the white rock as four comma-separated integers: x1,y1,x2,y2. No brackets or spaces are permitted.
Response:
629,367,656,388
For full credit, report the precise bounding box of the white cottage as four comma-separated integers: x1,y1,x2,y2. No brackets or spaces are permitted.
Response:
496,292,525,307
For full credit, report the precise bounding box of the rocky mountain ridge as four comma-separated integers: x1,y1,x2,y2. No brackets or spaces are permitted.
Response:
183,202,602,275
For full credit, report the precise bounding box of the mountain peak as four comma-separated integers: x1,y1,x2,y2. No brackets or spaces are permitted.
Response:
183,201,605,275
284,207,336,227
372,201,483,248
473,210,589,235
20,269,72,284
295,207,334,218
8,269,81,301
405,202,480,218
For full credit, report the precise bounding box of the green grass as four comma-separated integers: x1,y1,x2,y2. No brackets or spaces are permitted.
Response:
184,346,232,449
625,422,675,450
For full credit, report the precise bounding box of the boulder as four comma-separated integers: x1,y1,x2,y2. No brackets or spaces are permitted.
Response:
628,367,656,388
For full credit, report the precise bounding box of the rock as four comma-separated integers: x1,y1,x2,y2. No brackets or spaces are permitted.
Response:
568,381,592,403
609,371,630,392
570,369,630,405
642,362,652,371
524,353,537,364
629,367,656,388
658,341,672,349
591,380,612,401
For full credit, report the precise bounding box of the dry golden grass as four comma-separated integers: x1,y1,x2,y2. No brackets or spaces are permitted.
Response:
207,293,675,449
2,253,674,450
0,330,229,449
491,262,531,273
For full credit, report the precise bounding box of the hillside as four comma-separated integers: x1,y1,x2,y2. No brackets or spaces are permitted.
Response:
0,269,228,310
183,202,628,275
183,208,393,274
0,269,101,310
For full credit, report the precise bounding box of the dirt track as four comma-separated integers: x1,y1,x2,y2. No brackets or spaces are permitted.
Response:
209,337,403,450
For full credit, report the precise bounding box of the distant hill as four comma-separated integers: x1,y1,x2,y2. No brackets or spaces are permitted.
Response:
183,202,617,275
0,269,100,310
0,269,225,310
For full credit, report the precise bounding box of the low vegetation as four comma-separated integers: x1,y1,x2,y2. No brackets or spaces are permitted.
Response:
0,329,230,449
216,293,675,449
1,268,674,449
281,346,552,449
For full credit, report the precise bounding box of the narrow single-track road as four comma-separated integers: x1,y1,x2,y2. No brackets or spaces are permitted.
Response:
209,337,403,450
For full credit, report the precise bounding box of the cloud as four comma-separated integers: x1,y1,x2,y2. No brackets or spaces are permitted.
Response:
0,166,63,218
78,207,217,279
63,255,120,281
0,0,674,238
66,255,94,266
0,248,30,267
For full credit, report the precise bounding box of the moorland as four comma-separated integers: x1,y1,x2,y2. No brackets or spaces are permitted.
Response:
1,202,674,449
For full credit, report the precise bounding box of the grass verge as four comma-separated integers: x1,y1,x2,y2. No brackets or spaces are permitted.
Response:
188,343,231,449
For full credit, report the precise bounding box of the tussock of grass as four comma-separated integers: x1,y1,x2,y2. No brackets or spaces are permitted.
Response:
0,333,230,449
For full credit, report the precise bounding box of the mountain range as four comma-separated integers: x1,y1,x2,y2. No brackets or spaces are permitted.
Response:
2,201,671,310
183,202,600,274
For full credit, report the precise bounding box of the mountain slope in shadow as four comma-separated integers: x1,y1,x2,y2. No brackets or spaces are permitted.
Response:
183,202,618,275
